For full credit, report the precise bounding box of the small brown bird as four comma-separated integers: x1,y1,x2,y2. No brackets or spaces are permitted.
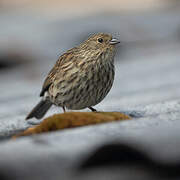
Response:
26,33,120,120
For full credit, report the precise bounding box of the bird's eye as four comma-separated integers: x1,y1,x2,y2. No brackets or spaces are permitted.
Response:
98,38,103,43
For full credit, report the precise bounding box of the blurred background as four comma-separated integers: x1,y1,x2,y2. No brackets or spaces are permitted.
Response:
0,0,180,121
1,1,180,180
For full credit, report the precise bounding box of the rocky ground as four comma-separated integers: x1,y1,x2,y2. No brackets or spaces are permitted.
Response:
0,5,180,180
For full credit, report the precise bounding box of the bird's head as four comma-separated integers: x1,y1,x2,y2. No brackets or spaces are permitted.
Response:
81,33,120,51
73,33,120,66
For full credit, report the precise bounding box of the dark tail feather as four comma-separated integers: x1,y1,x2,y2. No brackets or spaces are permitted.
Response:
26,100,52,120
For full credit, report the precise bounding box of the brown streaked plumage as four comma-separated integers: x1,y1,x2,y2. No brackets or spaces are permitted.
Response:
26,33,120,120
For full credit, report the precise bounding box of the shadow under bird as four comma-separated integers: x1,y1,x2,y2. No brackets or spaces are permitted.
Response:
26,33,120,120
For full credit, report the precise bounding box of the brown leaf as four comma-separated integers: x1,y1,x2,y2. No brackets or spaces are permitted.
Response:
12,112,131,139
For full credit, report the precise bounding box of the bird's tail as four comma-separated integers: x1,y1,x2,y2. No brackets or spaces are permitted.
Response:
26,100,52,120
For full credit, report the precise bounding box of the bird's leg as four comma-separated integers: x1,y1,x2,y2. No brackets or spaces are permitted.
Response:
62,106,66,113
88,107,97,112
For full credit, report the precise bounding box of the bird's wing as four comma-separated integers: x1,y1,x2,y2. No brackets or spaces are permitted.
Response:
39,70,54,97
40,50,76,97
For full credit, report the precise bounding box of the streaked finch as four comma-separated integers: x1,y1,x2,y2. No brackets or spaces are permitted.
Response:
26,33,120,120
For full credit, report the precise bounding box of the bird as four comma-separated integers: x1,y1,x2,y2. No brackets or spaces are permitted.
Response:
26,33,120,120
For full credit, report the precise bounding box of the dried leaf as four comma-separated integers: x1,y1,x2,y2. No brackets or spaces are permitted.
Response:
13,112,131,138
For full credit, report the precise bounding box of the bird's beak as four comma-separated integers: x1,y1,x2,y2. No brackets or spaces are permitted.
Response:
109,38,120,45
